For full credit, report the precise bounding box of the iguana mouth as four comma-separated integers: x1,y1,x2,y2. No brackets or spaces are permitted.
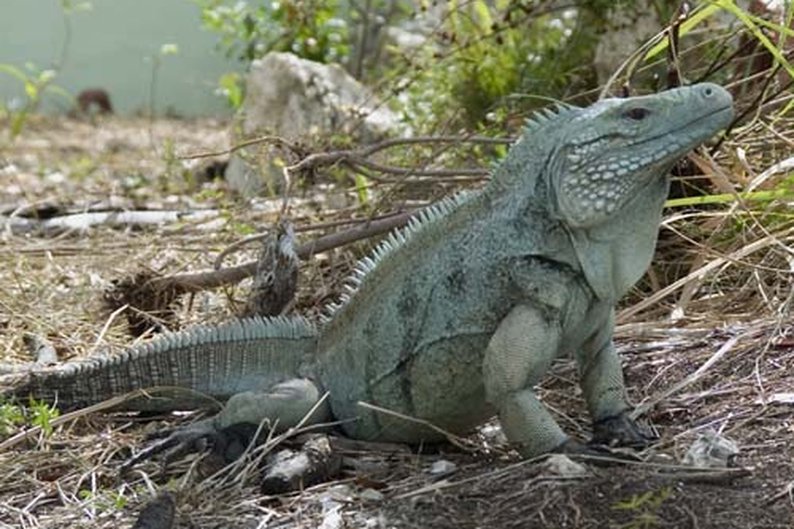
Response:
680,103,733,130
634,104,733,148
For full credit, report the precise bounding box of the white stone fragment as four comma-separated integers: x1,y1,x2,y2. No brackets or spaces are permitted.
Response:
318,506,343,529
359,488,385,502
542,454,589,477
428,459,457,476
682,431,739,468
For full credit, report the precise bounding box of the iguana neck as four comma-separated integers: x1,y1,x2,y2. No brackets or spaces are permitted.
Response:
484,114,566,206
484,138,670,302
567,173,670,301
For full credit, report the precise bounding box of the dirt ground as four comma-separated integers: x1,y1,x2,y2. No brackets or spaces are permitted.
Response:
0,116,792,528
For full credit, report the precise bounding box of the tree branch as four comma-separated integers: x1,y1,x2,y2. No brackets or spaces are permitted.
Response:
143,209,418,295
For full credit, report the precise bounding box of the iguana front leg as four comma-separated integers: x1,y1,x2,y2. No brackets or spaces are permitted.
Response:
482,305,651,459
483,304,569,457
578,328,654,448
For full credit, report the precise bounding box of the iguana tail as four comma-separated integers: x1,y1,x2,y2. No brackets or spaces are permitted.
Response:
3,316,318,412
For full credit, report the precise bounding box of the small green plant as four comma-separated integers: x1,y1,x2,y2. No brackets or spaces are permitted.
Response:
147,43,180,119
0,0,90,138
78,489,93,501
77,489,129,510
28,398,61,437
217,71,244,109
158,137,180,189
612,487,672,529
111,491,129,510
0,398,61,438
0,64,72,138
0,402,26,436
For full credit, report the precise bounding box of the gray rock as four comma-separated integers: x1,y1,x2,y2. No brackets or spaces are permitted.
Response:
682,431,739,468
592,0,751,86
428,459,457,476
358,488,385,502
226,52,401,195
541,454,589,478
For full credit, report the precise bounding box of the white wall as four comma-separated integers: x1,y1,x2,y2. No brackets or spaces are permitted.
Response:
0,0,243,117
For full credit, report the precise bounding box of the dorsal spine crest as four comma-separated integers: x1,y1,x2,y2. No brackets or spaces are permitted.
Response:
41,316,316,377
320,192,471,321
522,103,578,136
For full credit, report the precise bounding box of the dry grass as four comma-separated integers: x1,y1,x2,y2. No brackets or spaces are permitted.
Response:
0,99,793,528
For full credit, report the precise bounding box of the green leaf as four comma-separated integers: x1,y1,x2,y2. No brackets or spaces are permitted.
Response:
0,63,27,82
472,0,493,33
24,81,38,100
353,173,370,205
644,3,723,60
712,0,794,79
218,72,243,108
24,398,60,437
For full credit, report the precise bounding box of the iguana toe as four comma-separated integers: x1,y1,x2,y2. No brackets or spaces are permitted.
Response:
120,418,222,474
552,437,600,456
591,411,656,449
552,437,643,465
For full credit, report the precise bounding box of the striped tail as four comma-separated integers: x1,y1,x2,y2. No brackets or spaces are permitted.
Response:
2,316,318,412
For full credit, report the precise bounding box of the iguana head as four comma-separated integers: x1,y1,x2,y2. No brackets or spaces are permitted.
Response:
551,83,733,228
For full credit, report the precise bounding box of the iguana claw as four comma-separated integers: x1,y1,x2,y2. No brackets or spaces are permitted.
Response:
119,419,217,474
552,438,643,464
120,419,260,474
591,411,656,449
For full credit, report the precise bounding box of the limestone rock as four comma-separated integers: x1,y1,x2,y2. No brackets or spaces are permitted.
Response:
593,0,753,87
541,454,589,478
682,431,739,468
226,52,401,195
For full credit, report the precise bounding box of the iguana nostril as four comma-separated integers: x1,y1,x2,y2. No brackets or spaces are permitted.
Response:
703,86,714,97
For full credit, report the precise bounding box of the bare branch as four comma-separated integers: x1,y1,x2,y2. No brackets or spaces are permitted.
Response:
144,209,418,295
177,135,302,160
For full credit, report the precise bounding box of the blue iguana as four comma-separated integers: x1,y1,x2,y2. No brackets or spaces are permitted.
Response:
3,84,734,460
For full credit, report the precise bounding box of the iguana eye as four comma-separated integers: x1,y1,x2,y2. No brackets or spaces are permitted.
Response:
625,107,651,120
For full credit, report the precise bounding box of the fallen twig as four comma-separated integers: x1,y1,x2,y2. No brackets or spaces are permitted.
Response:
356,400,478,452
632,335,741,418
143,209,417,295
213,210,419,270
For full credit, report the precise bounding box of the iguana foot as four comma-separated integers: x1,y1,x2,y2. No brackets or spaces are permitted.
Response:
591,411,656,449
120,419,260,474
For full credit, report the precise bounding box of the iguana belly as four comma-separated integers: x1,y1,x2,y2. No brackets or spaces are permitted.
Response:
331,333,496,443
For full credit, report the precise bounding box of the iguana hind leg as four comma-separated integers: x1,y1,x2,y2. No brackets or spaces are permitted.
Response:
483,304,568,457
123,378,332,470
215,377,331,431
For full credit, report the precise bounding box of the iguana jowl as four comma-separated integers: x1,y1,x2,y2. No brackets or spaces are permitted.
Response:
4,84,734,459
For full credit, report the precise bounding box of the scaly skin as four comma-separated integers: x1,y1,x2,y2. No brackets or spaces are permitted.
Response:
3,84,734,461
